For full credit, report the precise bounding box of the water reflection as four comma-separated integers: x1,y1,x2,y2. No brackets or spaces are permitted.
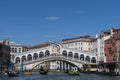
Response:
0,72,120,80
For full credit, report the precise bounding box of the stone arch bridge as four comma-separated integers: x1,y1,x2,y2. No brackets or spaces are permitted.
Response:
11,43,97,70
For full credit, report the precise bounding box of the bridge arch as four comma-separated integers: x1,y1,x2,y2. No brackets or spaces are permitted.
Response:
39,51,44,58
74,53,79,59
33,53,38,60
80,54,84,61
15,57,20,63
27,54,32,61
45,50,50,56
21,55,26,62
86,56,90,62
30,56,83,70
91,57,96,63
62,50,67,56
68,51,73,58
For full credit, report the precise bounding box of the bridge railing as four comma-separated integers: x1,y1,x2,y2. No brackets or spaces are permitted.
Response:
15,55,96,66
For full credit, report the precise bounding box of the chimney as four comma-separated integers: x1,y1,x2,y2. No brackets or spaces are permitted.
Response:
96,34,98,38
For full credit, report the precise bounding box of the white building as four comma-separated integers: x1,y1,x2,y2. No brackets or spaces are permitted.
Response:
91,35,101,63
0,39,23,63
0,40,23,54
91,28,114,63
61,36,94,52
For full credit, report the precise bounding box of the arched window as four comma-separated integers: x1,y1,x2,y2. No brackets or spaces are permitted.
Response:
74,53,79,59
27,54,32,61
15,48,17,53
80,54,84,61
62,50,67,56
86,56,90,62
91,57,96,63
33,53,38,60
12,48,14,53
21,55,26,62
39,51,44,58
45,50,50,57
68,52,73,58
15,57,20,63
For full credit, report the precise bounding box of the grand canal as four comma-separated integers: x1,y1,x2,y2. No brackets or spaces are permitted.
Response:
0,72,120,80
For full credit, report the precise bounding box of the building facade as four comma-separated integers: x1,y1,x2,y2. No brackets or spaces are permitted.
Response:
61,36,94,52
0,40,23,54
104,28,120,62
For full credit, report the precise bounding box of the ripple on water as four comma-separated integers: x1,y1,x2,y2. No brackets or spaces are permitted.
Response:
0,72,120,80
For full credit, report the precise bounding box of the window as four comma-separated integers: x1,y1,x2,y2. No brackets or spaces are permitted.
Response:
75,43,77,45
15,48,17,53
81,47,83,50
108,47,113,54
12,48,14,53
19,48,21,53
81,43,83,45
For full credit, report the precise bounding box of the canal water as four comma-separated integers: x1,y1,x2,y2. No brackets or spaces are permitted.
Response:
0,72,120,80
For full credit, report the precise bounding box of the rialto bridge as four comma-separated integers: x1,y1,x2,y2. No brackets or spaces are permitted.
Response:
11,43,97,71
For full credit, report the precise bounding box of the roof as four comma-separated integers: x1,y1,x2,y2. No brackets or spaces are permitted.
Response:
61,36,95,43
22,42,50,49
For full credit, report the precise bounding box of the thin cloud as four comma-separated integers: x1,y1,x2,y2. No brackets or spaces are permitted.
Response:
45,16,60,20
44,35,58,38
0,34,16,38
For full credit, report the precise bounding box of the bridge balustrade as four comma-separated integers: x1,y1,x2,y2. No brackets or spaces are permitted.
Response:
15,55,96,66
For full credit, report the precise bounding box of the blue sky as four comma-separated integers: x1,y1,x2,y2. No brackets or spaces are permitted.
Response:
0,0,120,45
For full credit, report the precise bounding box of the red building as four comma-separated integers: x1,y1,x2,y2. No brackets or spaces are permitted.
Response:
105,38,116,62
105,28,120,62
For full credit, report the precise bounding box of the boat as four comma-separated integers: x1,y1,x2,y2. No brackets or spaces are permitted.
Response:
68,71,79,76
39,70,48,74
39,67,48,75
24,70,32,75
7,70,19,77
68,67,79,76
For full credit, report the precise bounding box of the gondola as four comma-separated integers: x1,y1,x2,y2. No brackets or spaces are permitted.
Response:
39,67,48,75
7,70,19,77
39,70,48,74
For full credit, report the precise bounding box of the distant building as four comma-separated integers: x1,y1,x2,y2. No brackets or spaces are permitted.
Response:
61,35,95,52
0,39,23,54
